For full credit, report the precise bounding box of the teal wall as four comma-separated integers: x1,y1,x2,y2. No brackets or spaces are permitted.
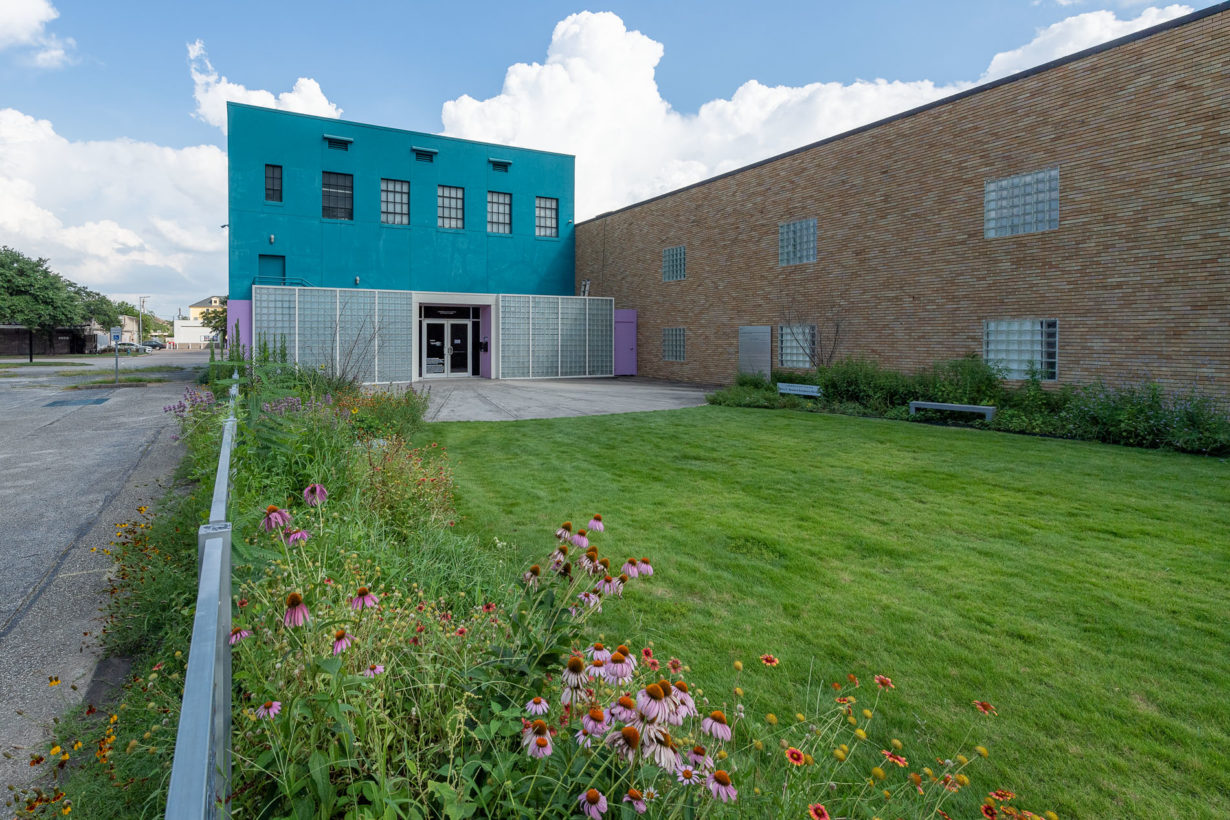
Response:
227,103,575,301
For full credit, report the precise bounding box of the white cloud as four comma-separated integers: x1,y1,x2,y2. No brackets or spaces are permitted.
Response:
982,4,1192,81
442,7,1196,220
0,108,227,316
188,40,342,134
0,0,76,68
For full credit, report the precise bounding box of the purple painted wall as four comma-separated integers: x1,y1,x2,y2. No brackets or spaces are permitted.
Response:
227,299,253,356
480,306,492,378
614,309,637,376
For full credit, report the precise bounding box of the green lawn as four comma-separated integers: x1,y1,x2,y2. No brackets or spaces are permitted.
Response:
431,406,1229,819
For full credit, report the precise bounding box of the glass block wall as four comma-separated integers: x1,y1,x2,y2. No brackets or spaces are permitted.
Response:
500,294,614,379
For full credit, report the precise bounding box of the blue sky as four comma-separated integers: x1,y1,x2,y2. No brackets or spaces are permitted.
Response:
0,0,1215,317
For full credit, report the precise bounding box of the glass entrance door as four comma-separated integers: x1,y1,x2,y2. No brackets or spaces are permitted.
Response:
423,320,470,377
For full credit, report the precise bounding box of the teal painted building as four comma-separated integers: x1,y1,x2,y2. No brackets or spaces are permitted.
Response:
226,103,614,382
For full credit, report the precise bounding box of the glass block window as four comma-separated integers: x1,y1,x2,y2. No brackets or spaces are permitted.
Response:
264,164,282,202
984,319,1058,380
779,218,817,266
377,291,415,383
778,324,816,368
438,185,464,229
662,245,686,282
380,179,409,225
662,327,685,362
531,296,560,378
321,172,353,220
984,167,1059,238
559,297,588,377
587,300,613,376
499,295,531,378
535,196,559,237
487,191,511,234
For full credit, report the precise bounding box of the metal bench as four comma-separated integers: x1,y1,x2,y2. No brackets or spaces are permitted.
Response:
777,382,821,398
908,401,996,420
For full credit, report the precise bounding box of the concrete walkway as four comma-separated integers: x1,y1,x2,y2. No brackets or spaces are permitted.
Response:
0,357,200,789
421,377,711,422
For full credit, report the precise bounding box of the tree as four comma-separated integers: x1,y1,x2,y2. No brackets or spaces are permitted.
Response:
201,299,229,344
0,247,82,361
70,283,120,329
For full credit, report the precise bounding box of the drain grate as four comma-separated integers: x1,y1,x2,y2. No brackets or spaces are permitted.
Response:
45,397,109,407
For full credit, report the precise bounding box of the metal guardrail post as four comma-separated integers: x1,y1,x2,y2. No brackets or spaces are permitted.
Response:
168,369,241,818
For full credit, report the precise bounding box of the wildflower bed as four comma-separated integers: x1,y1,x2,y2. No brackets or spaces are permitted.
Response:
432,405,1230,819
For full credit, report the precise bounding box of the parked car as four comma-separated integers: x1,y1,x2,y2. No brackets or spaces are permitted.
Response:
142,339,166,349
104,341,152,354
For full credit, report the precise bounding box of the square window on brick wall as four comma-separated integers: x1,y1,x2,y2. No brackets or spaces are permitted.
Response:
487,191,511,233
662,327,686,362
381,178,409,225
779,324,816,368
779,218,817,265
984,319,1058,380
662,245,686,281
438,185,464,229
984,167,1059,238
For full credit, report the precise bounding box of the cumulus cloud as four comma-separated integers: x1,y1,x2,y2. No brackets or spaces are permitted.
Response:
443,7,1195,219
983,4,1192,81
0,107,227,315
0,0,76,68
188,40,342,133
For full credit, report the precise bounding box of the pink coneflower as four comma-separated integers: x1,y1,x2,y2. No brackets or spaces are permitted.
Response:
587,514,605,532
611,695,637,723
621,558,640,578
587,642,612,663
616,644,637,670
302,483,327,507
262,505,292,532
622,787,647,814
571,529,590,550
555,521,573,541
283,527,310,545
575,728,593,748
637,683,669,723
688,744,713,770
577,590,601,610
282,592,309,627
577,788,607,819
562,655,588,689
604,725,641,762
529,735,553,759
332,629,354,655
707,770,737,803
875,674,895,689
523,719,551,748
229,626,252,645
605,652,634,685
582,707,610,735
350,586,379,610
522,565,541,589
676,766,700,786
576,550,596,574
638,557,653,577
526,696,550,716
362,664,384,678
673,681,698,718
598,574,622,596
882,749,908,767
588,658,607,680
700,710,731,742
641,726,680,770
255,700,281,719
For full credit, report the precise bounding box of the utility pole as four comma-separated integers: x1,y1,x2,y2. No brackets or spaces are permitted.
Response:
138,296,147,345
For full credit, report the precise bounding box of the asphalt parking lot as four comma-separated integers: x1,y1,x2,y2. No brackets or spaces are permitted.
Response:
0,350,205,788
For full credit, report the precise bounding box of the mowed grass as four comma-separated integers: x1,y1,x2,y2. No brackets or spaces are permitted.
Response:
431,406,1230,818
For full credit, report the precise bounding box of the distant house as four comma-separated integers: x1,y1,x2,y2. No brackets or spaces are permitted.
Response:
189,296,226,322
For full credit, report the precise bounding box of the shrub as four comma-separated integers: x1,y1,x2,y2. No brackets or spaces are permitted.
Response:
815,357,915,412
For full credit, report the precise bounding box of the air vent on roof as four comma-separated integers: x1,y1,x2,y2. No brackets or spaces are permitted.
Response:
412,145,438,163
490,160,510,173
326,138,348,151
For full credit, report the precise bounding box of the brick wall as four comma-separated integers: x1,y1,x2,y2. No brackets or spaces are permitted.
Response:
576,10,1230,398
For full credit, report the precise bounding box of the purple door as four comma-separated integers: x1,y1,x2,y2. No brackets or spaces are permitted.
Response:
614,309,637,376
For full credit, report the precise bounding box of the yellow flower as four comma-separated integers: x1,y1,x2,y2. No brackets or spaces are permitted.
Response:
956,754,969,766
62,807,72,815
48,676,61,687
1045,813,1059,820
804,754,815,765
855,728,867,740
871,766,886,781
975,745,989,758
733,660,743,671
890,738,903,750
717,749,728,760
847,715,857,725
766,713,778,725
734,687,744,697
125,740,138,754
59,753,69,762
834,748,846,761
753,787,761,796
753,740,764,751
50,746,61,756
956,773,970,787
862,708,873,719
882,789,892,799
795,712,806,723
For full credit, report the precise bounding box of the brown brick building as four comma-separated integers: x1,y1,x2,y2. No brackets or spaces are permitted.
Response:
576,4,1230,397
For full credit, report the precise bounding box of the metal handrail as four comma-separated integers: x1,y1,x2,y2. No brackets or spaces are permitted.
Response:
166,371,239,818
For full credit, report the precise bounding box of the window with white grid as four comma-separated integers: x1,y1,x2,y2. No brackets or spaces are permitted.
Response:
487,191,511,234
778,324,816,368
778,218,817,266
984,167,1059,238
984,319,1058,380
662,246,686,282
380,179,409,225
437,185,464,229
662,327,685,362
535,196,559,237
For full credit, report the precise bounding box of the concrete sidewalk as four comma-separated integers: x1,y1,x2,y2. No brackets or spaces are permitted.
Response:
422,377,710,422
0,370,194,789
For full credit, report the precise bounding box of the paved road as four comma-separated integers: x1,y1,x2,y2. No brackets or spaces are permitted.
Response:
0,350,206,788
423,377,711,422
